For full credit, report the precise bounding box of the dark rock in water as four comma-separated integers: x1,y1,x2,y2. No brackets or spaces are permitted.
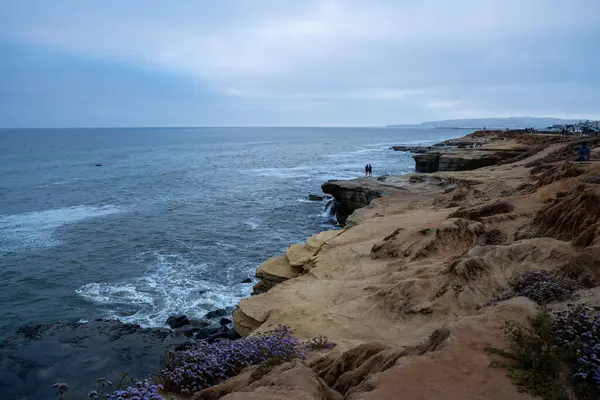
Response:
178,319,210,338
205,309,227,319
307,193,331,201
195,326,220,340
219,317,232,326
202,326,240,343
226,327,241,340
166,314,189,329
95,163,102,167
241,278,252,284
391,145,433,153
0,319,190,400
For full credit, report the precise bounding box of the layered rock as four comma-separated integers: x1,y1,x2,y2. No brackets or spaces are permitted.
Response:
413,152,440,172
253,256,303,294
251,230,344,298
438,150,526,171
321,179,404,225
414,150,526,173
390,145,432,153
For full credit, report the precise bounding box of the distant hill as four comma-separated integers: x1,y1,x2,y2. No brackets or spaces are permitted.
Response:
387,117,583,129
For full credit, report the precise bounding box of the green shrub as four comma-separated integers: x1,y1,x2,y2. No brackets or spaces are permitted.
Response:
485,307,570,400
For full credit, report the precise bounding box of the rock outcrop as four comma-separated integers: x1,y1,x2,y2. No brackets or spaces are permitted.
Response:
413,152,440,172
321,179,404,225
250,230,344,300
390,145,432,153
254,256,303,294
414,150,526,173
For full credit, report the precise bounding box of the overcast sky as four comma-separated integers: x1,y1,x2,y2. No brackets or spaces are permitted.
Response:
1,0,598,127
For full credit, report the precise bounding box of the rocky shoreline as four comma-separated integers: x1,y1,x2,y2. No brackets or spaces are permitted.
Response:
0,308,242,399
223,130,600,399
4,130,600,399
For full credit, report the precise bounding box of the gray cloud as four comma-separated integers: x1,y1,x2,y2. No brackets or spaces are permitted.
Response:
1,0,599,126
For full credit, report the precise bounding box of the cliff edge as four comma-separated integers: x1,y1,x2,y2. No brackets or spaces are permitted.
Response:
224,133,600,400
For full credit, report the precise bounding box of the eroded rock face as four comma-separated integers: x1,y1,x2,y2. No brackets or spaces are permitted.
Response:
413,153,441,172
0,319,190,400
391,146,432,153
194,360,342,400
516,184,600,242
321,181,385,225
448,200,515,221
439,151,522,171
414,150,526,173
254,256,303,295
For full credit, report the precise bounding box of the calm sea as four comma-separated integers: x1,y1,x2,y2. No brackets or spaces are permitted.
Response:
0,127,468,337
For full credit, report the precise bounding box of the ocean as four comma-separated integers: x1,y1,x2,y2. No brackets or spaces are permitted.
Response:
0,127,468,338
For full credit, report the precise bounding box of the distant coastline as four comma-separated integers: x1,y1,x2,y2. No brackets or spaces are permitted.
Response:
386,116,587,130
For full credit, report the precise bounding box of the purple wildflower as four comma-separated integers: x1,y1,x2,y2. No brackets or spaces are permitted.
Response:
487,270,580,306
552,304,600,390
157,325,304,395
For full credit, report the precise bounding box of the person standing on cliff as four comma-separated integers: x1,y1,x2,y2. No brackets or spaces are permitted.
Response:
576,143,591,162
365,164,369,176
368,164,373,176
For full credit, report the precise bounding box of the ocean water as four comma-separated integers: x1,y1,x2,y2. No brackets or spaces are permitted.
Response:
0,127,468,337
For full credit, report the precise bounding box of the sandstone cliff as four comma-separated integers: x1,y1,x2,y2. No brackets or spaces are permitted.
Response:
224,134,600,400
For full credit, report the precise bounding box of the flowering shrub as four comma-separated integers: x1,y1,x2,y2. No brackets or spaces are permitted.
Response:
486,308,569,400
488,270,580,306
304,335,336,351
158,325,305,395
487,305,600,399
97,380,164,400
553,304,600,396
53,375,164,400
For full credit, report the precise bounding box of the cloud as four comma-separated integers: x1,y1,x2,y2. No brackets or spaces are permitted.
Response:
1,0,599,126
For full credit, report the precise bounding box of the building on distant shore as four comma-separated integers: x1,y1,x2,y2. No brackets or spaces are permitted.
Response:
546,120,599,135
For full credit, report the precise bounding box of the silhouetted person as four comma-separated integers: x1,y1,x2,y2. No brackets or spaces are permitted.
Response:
365,164,369,176
368,164,373,177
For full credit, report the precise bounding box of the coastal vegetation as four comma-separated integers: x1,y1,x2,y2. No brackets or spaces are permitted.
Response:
485,271,599,399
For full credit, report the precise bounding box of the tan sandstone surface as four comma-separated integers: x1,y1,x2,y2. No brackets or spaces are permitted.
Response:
199,133,600,400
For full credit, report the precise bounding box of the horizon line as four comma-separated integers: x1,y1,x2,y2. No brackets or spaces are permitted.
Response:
0,125,407,130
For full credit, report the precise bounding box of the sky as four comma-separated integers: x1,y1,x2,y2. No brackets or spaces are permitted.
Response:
0,0,599,128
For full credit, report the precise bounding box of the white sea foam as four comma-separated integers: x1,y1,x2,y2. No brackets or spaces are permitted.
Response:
243,218,261,230
37,178,81,188
0,205,123,252
324,146,389,161
246,166,313,179
76,252,251,327
322,199,337,218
